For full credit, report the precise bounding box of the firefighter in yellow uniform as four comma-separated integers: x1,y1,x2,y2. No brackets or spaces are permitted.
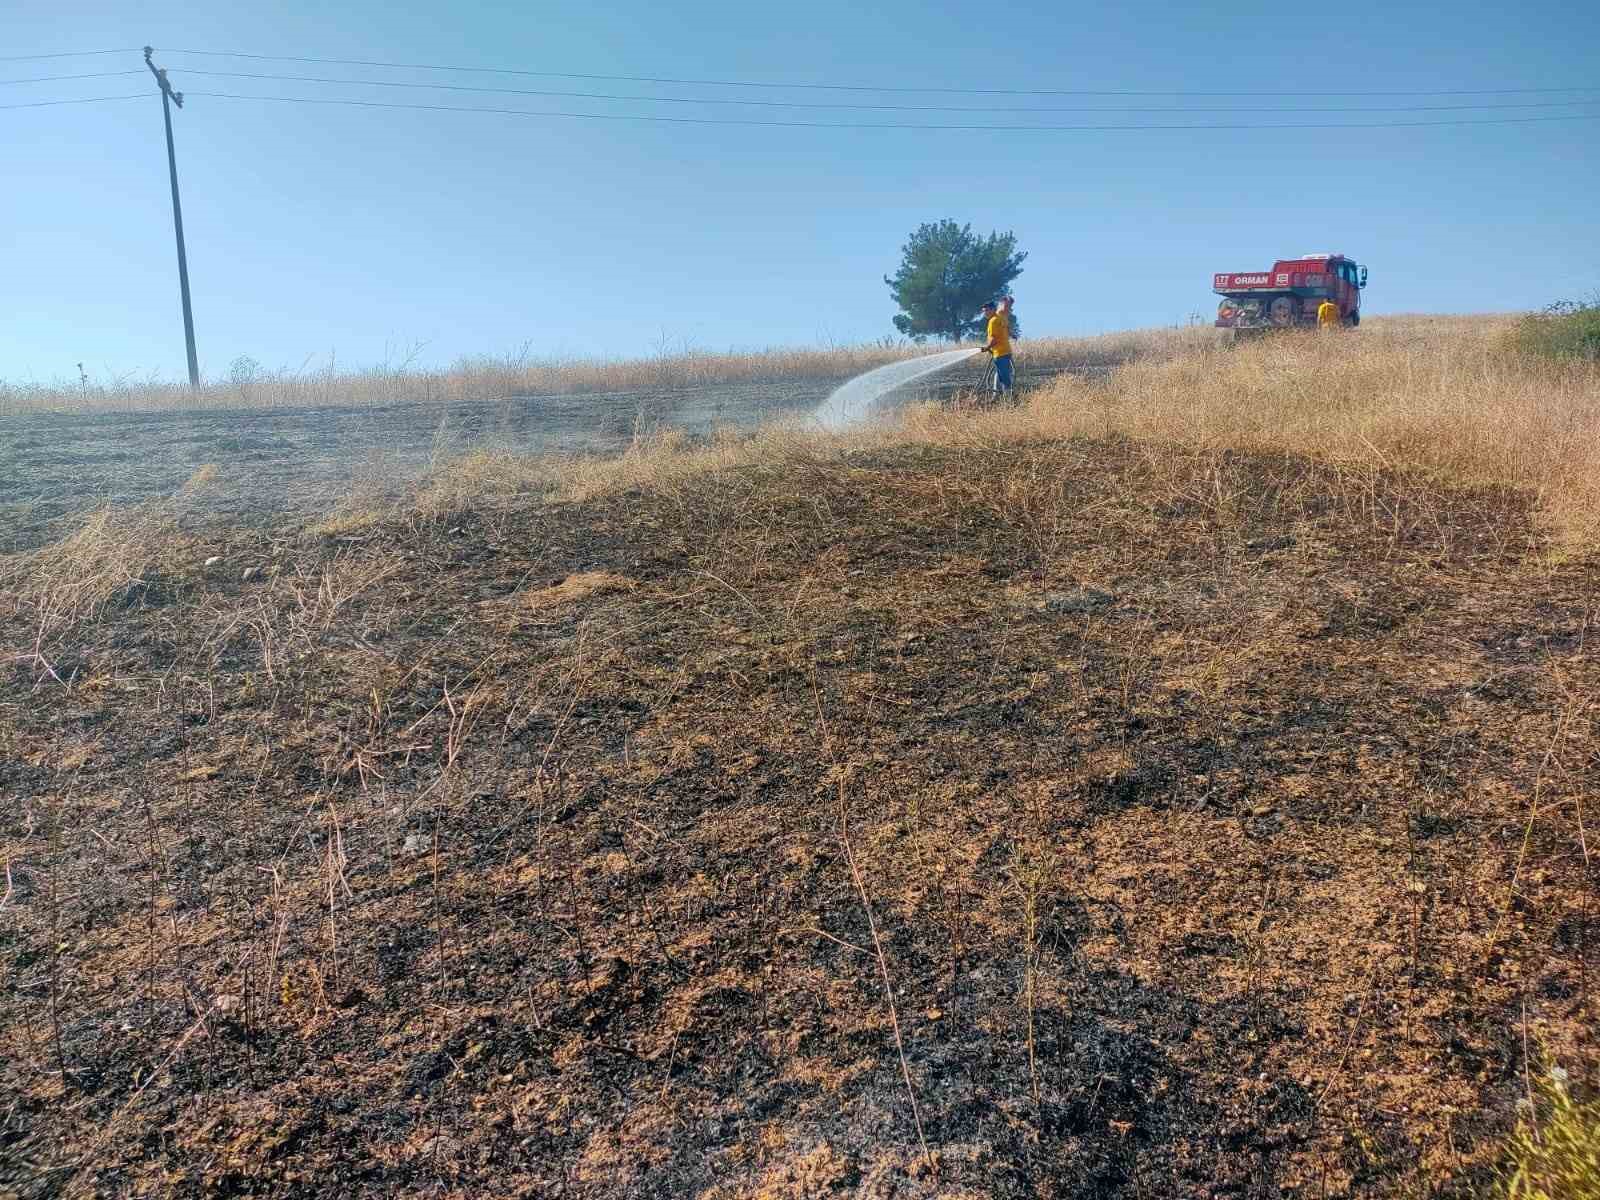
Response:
1317,300,1340,330
980,298,1014,394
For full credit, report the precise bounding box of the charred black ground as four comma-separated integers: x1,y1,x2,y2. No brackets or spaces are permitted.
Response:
2,437,1595,1197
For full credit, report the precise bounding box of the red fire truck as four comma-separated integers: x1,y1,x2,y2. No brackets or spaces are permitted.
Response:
1213,254,1368,334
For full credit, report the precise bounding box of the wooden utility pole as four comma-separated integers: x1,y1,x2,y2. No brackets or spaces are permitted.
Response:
143,46,199,388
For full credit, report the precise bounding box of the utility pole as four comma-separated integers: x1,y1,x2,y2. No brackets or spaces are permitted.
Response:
143,46,200,388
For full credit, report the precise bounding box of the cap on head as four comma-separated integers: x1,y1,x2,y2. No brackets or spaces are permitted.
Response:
981,301,997,312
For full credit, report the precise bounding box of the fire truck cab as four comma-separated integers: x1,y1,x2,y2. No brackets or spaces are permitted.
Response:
1213,254,1368,332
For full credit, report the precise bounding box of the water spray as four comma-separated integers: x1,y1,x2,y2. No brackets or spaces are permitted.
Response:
812,348,981,430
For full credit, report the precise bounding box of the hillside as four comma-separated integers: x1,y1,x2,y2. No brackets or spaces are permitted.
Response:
2,318,1596,1197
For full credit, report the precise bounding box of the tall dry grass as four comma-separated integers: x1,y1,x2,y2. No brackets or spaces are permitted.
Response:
338,325,1213,523
893,315,1600,548
402,314,1597,548
0,328,1205,416
0,467,221,679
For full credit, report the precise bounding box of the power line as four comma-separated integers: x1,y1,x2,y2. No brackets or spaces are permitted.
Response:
168,69,1600,115
161,48,1600,99
0,93,146,110
0,70,144,85
184,90,1600,131
0,48,142,62
6,45,1595,101
7,82,1597,130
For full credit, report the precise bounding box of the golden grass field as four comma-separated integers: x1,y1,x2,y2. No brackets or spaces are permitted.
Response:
2,315,1597,1197
354,316,1597,549
0,329,1198,416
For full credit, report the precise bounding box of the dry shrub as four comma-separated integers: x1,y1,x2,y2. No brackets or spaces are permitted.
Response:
0,344,922,415
558,424,794,501
1,465,228,660
307,500,394,538
1020,324,1216,369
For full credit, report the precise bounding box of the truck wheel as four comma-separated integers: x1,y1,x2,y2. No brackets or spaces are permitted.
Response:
1347,309,1360,328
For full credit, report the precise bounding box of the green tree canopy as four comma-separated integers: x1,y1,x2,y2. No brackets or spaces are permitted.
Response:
885,220,1026,343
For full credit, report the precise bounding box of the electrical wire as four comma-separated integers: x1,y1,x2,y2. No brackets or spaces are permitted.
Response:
183,89,1600,131
160,48,1600,99
0,93,147,110
0,48,142,62
6,45,1595,101
0,69,145,85
168,69,1600,114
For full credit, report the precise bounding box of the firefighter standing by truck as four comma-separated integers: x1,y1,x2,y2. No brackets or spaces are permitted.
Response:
1317,299,1341,330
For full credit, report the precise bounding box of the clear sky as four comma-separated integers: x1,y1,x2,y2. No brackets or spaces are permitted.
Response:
4,1,1598,383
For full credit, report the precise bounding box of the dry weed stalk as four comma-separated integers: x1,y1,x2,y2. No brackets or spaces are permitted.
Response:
322,802,353,984
835,775,934,1174
1007,844,1055,1112
43,800,68,1086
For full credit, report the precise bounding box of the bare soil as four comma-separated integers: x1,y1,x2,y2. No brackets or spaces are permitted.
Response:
1,437,1595,1197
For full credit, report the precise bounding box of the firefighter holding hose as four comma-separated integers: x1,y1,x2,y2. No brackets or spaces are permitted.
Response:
980,296,1014,396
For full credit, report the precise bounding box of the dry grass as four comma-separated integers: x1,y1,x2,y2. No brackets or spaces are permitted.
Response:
501,570,638,614
881,315,1599,549
2,312,1596,1196
3,424,1592,1195
1499,1068,1600,1198
0,328,1203,416
0,504,178,686
0,465,227,683
386,315,1597,551
278,314,1598,562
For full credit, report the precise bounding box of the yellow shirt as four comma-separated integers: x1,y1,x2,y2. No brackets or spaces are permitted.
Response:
986,313,1012,357
1317,301,1339,328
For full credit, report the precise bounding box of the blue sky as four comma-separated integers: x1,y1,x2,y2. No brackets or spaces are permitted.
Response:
4,1,1598,382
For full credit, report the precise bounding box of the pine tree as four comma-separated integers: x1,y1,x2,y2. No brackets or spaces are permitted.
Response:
885,220,1026,343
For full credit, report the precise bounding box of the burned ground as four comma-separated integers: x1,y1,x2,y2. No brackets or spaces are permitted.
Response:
0,358,1088,557
0,380,836,555
1,437,1596,1197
